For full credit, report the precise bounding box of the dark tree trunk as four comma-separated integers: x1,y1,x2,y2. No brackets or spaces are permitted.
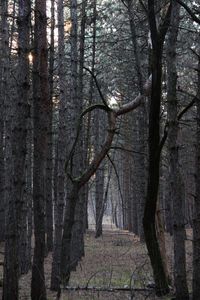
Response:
45,0,55,253
95,111,105,238
31,0,49,299
3,0,31,298
50,0,68,291
166,2,189,299
193,51,200,300
143,1,171,296
16,0,31,277
0,0,6,242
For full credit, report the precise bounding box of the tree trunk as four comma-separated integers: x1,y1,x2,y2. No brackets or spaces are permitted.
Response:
3,0,31,297
143,1,171,296
45,0,55,253
95,112,105,238
166,2,189,299
193,50,200,300
127,0,146,240
50,0,68,291
31,1,49,299
16,0,31,277
0,0,6,242
61,111,117,285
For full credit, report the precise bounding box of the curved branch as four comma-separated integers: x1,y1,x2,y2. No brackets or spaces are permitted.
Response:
116,75,152,116
81,103,110,118
65,104,110,173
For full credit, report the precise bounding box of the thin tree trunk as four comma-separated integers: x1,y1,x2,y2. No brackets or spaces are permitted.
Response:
193,49,200,300
0,0,6,242
16,0,31,276
50,0,68,291
95,111,105,238
45,0,55,253
25,110,33,273
127,0,146,240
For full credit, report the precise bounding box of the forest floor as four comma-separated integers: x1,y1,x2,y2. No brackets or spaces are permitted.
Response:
0,222,193,300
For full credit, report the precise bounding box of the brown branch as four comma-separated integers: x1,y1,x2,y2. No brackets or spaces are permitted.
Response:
115,75,152,116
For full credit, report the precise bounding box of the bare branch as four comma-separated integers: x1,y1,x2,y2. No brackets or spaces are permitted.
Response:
158,1,172,44
83,66,110,108
159,96,198,154
175,0,200,24
106,153,124,209
115,75,151,116
65,104,110,173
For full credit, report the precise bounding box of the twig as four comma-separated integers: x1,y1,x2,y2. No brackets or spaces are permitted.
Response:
63,286,153,292
106,153,124,213
83,66,109,108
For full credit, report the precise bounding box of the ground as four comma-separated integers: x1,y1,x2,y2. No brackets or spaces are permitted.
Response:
0,223,193,300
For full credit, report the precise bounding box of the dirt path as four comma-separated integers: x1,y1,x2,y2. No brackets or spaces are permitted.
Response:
17,226,173,300
2,224,191,299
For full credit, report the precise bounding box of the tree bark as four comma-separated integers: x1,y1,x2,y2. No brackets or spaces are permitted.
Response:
3,0,31,297
31,0,49,299
0,0,6,243
166,2,189,299
193,49,200,300
51,0,68,290
143,0,172,296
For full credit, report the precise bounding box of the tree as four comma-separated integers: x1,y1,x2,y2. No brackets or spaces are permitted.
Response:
45,0,55,253
3,0,31,298
0,0,6,242
166,2,189,299
193,50,200,300
143,0,172,296
60,66,152,285
51,0,69,291
31,0,49,299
